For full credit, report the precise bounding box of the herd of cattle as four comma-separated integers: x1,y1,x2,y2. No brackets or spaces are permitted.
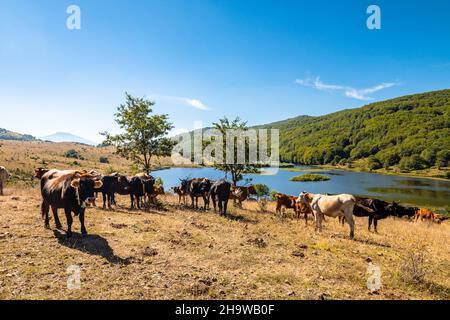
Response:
0,165,448,240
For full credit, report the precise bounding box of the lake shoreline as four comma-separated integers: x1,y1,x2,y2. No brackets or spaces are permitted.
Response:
316,165,450,182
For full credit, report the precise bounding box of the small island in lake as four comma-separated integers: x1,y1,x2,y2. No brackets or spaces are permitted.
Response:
290,173,330,182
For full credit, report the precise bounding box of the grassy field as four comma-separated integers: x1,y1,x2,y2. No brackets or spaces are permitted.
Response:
0,186,449,300
0,140,172,186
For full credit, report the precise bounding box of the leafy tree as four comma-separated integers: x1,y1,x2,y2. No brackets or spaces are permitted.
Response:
101,93,175,172
210,117,259,186
253,183,270,199
435,150,450,168
420,149,436,166
253,183,270,212
399,155,426,171
367,156,382,171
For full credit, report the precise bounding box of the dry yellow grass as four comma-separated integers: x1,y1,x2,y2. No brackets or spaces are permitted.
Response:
1,186,449,300
0,140,173,186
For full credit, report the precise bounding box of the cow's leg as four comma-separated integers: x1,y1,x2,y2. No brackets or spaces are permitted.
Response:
51,205,62,229
218,198,223,215
223,199,229,215
137,196,141,209
102,192,107,209
130,194,134,209
374,218,378,233
0,181,3,196
79,209,87,236
314,211,320,232
42,201,50,229
64,208,73,238
304,211,308,226
345,213,355,240
211,194,217,213
368,216,373,232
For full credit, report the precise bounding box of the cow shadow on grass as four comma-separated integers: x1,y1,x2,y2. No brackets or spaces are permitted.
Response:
221,212,258,224
53,230,131,265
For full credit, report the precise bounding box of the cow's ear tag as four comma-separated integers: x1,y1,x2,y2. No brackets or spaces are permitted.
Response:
70,179,80,189
94,180,103,189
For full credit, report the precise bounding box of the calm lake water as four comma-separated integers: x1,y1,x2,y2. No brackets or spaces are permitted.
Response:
153,167,450,209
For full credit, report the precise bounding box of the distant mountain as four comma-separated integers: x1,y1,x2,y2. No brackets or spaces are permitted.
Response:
0,128,36,141
40,132,96,146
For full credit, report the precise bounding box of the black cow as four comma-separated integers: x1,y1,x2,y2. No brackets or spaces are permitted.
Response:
209,179,231,215
341,198,417,233
41,171,102,237
187,178,211,209
129,175,155,209
100,174,131,209
387,203,418,219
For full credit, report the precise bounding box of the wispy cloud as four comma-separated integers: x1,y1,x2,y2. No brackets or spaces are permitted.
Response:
295,76,398,100
182,98,209,111
150,94,210,111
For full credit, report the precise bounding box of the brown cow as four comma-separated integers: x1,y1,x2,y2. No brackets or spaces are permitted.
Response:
229,185,257,207
41,171,102,237
415,208,435,222
274,193,312,224
148,185,165,204
274,193,297,217
172,186,188,205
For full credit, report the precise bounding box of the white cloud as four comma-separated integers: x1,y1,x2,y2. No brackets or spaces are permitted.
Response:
150,94,210,111
295,76,398,100
183,98,209,111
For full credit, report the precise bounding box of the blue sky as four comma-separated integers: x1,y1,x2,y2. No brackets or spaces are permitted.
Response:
1,0,449,142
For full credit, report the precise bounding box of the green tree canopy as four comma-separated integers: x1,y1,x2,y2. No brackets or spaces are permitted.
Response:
101,93,174,172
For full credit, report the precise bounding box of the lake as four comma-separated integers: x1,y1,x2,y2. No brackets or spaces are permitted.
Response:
153,166,450,209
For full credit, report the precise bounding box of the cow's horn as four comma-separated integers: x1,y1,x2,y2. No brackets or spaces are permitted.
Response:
94,180,103,189
70,178,81,189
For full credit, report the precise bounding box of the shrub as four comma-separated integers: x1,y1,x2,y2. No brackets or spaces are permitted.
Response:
270,190,280,201
367,156,382,171
399,155,426,171
290,174,330,182
155,177,164,186
64,149,83,160
253,184,270,212
435,150,450,168
99,156,109,164
400,252,427,285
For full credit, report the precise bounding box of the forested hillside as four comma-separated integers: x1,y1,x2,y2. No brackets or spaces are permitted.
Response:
262,89,450,170
0,128,36,141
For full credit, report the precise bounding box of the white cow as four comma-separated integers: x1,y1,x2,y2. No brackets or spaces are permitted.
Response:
0,166,11,196
297,192,357,239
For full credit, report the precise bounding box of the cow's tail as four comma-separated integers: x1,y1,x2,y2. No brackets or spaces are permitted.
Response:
355,202,375,213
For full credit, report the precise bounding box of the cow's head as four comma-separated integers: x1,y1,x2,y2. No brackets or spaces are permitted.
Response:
247,185,257,195
34,168,49,179
296,191,311,204
200,178,211,193
117,175,131,191
70,175,103,207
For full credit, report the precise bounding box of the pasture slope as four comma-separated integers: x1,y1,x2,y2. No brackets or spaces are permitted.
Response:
0,140,172,185
0,187,449,300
